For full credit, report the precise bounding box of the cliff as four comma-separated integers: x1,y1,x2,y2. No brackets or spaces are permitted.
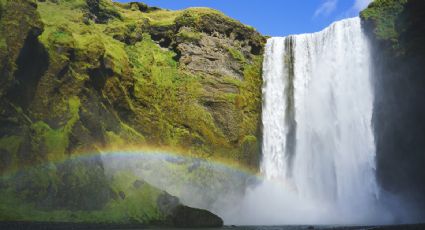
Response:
361,0,425,216
0,0,265,225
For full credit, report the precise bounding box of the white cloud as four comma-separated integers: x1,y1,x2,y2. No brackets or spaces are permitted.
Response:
314,0,339,17
337,0,373,18
353,0,373,11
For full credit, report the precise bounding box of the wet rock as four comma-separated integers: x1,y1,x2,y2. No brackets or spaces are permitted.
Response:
85,0,121,24
168,205,223,228
157,192,223,228
118,191,125,200
133,180,145,188
157,192,180,214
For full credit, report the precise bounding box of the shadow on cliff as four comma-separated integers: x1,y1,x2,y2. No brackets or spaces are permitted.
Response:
7,33,49,109
365,0,425,221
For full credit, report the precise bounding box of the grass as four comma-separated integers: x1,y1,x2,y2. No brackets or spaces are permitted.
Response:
227,47,246,63
177,28,202,42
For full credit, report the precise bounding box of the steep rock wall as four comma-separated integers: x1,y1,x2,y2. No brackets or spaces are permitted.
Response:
361,0,425,215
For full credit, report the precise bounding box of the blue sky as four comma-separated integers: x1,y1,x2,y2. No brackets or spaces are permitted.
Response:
116,0,372,36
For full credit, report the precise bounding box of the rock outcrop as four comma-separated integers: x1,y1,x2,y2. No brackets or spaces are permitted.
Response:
157,192,223,227
0,0,264,225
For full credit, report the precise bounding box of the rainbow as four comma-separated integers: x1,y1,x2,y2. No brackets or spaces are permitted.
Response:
0,145,262,180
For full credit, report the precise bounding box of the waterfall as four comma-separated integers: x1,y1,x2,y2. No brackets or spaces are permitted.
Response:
229,17,394,225
262,16,379,206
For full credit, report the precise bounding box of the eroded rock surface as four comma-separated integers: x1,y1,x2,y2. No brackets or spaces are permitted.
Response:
0,0,265,225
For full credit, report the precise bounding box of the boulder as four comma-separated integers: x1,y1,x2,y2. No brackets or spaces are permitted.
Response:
157,192,224,228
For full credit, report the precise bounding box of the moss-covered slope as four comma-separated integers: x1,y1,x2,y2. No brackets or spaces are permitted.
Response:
0,0,265,225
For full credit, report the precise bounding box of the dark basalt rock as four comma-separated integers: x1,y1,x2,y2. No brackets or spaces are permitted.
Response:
168,205,223,228
118,191,125,200
85,0,121,24
128,2,160,13
0,0,44,98
133,179,145,188
157,192,224,228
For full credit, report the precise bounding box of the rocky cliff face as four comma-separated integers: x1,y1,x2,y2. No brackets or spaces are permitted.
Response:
0,0,264,224
361,0,425,216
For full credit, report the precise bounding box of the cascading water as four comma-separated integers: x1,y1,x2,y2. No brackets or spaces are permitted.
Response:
262,16,379,208
228,17,394,225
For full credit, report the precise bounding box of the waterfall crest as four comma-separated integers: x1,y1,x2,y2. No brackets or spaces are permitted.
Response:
230,17,394,225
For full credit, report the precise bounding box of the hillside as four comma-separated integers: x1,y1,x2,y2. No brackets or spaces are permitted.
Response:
0,0,264,225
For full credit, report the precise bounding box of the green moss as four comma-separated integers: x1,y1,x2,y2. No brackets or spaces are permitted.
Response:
175,7,233,27
30,97,80,161
105,122,146,147
0,0,4,18
177,28,202,42
1,0,264,224
222,76,242,87
227,47,246,63
0,169,163,224
125,34,226,150
0,35,5,57
48,27,75,47
223,93,238,103
0,136,22,156
103,37,129,75
0,37,5,50
121,123,146,142
107,171,163,222
0,136,22,171
67,97,81,127
86,0,122,23
32,0,263,166
37,1,85,30
360,0,408,49
242,135,257,143
235,56,263,166
238,56,263,134
38,0,133,75
15,164,59,202
0,0,44,97
144,10,180,26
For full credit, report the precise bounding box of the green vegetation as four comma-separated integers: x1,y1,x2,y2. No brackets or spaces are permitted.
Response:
0,136,22,171
0,0,4,18
177,28,202,42
0,0,264,224
360,0,408,49
0,170,164,223
174,7,238,28
0,136,22,158
30,97,81,162
107,171,164,222
227,47,246,63
125,33,225,152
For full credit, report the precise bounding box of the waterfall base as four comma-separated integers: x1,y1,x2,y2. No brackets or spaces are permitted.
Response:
223,17,407,225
